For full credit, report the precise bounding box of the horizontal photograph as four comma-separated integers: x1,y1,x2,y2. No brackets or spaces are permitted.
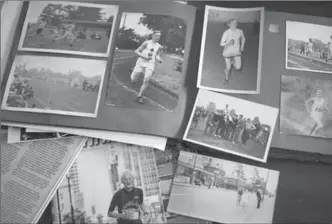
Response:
48,138,167,224
7,126,59,144
106,12,187,112
280,75,332,139
1,55,107,117
168,151,280,223
183,89,279,162
18,1,118,57
286,21,332,74
197,6,264,94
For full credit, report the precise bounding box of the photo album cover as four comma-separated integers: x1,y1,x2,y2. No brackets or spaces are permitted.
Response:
167,151,280,224
0,0,197,139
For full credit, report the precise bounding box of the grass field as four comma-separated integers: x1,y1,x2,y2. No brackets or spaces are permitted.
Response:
22,25,109,54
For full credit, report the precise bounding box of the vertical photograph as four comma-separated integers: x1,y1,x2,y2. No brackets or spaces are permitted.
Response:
183,89,279,163
50,138,166,224
105,12,187,112
197,6,264,94
286,21,332,74
168,151,280,223
18,1,118,57
280,75,332,139
1,55,107,117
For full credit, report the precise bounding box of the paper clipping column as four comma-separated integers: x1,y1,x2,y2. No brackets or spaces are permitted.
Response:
167,151,280,224
0,130,86,224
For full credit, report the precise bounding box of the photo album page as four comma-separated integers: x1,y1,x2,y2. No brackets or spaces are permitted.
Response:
0,1,197,139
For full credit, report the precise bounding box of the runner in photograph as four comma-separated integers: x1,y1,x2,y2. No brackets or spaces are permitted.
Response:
280,75,332,139
184,89,279,162
131,31,163,104
106,12,187,112
52,22,77,47
286,21,332,74
168,151,280,223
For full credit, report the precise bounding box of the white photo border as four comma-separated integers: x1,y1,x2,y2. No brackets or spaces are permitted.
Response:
285,20,332,75
197,6,265,94
183,89,279,163
0,55,108,118
17,1,119,57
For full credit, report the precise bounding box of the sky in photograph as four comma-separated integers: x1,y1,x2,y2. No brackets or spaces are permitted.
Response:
27,1,118,23
15,55,107,78
120,12,152,36
179,151,279,193
195,90,278,125
287,21,332,44
208,7,261,23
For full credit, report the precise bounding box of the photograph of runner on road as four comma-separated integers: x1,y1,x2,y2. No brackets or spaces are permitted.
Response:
167,151,279,224
1,55,107,117
18,1,118,57
197,6,264,94
106,12,187,112
286,21,332,74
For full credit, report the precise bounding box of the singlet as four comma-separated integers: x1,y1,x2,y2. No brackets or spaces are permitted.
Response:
312,98,326,112
307,42,313,51
136,40,161,69
220,28,244,50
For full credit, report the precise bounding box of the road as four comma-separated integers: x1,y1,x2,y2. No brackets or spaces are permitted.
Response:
105,51,178,111
200,22,260,91
287,52,332,73
168,184,276,223
23,77,98,113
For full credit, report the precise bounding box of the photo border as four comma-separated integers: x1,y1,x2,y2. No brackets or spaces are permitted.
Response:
183,89,279,163
17,1,119,58
197,5,265,95
0,55,108,118
285,20,332,75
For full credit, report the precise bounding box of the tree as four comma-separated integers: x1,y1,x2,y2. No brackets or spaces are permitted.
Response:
138,14,186,53
252,116,260,124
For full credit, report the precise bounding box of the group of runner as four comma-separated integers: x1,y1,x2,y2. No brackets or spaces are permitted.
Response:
7,76,35,108
298,35,332,63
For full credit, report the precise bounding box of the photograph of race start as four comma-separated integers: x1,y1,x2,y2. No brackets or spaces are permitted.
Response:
105,12,187,112
1,55,107,117
18,1,118,57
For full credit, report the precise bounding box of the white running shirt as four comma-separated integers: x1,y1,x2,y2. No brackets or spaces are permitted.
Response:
307,42,313,51
220,28,244,51
136,40,161,70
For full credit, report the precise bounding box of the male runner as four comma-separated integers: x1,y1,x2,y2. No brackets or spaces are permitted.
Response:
329,36,332,61
131,31,163,104
220,19,246,82
52,22,77,47
307,38,314,62
305,89,328,136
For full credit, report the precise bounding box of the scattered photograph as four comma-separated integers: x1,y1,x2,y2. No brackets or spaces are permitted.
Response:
105,12,187,112
49,138,166,224
1,55,107,117
183,89,279,162
154,147,211,224
18,1,118,57
280,75,332,139
197,6,264,94
286,21,332,74
168,151,280,223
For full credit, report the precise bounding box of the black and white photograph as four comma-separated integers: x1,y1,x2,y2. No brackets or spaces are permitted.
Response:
183,89,279,162
7,126,58,144
154,147,211,224
49,138,166,224
1,55,107,117
197,6,264,94
286,21,332,74
168,151,280,223
105,12,187,112
280,75,332,139
18,1,118,57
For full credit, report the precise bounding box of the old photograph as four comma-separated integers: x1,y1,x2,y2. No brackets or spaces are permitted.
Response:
7,126,58,143
168,151,280,223
183,89,279,162
154,148,211,224
286,21,332,74
280,75,332,139
197,6,264,94
49,138,166,224
18,1,118,57
1,55,107,117
105,12,187,112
